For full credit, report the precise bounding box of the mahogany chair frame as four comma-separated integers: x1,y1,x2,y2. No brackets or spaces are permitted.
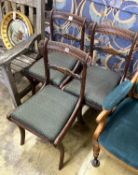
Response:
8,39,88,170
62,23,138,125
23,10,86,91
86,23,138,110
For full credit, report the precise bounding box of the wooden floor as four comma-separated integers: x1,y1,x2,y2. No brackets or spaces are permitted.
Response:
0,82,137,175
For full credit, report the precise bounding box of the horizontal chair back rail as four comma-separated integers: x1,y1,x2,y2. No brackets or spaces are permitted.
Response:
49,64,82,80
45,40,89,63
95,25,135,41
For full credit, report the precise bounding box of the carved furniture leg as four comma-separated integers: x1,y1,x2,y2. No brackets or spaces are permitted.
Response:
91,120,106,167
91,139,100,167
18,126,25,145
77,108,85,125
57,143,64,170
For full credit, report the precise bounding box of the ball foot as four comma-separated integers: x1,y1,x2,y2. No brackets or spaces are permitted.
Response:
91,158,100,167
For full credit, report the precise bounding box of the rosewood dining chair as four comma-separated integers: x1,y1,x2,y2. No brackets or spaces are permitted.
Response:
8,38,88,170
23,10,86,91
63,23,138,114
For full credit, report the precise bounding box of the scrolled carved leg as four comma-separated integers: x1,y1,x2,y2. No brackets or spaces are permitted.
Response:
18,126,25,145
91,139,100,167
57,143,64,170
91,120,106,167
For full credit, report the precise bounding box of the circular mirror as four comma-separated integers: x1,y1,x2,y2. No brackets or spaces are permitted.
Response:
1,12,33,49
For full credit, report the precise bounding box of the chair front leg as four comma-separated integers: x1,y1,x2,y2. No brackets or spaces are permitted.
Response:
56,143,65,170
7,115,25,145
18,126,25,145
92,119,106,167
92,135,100,167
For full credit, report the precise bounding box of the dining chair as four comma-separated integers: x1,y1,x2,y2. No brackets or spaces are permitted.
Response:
23,10,86,90
63,23,138,113
7,38,88,170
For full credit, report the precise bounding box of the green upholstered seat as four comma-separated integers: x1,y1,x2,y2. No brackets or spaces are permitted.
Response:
100,97,138,169
64,65,121,108
10,85,78,142
24,52,77,86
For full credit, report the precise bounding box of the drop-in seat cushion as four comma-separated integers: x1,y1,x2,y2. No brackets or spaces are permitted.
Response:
100,97,138,169
24,52,77,86
64,65,121,108
10,85,78,142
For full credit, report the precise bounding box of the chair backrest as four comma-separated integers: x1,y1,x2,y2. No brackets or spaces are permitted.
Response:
0,0,45,48
89,23,138,79
50,10,86,50
39,39,88,102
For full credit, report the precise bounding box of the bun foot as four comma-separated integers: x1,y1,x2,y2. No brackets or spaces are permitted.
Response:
91,158,100,167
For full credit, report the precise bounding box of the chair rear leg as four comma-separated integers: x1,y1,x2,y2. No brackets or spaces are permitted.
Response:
27,76,38,95
32,81,37,95
57,143,64,170
18,126,25,145
77,108,85,125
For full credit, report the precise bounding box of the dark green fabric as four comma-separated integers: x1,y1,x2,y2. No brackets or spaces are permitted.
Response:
100,97,138,169
64,65,121,108
25,52,77,85
11,85,78,142
103,80,133,110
